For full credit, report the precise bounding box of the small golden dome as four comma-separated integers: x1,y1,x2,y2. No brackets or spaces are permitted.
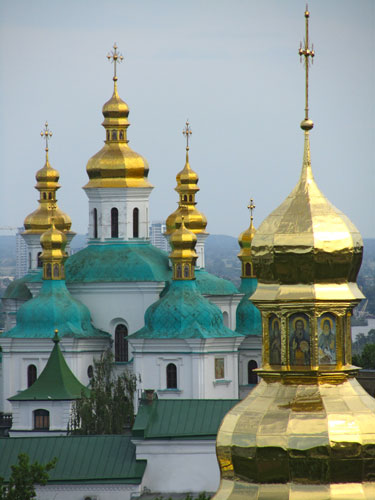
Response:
165,148,207,235
252,132,363,286
35,156,60,188
170,216,197,255
84,81,152,189
40,220,68,262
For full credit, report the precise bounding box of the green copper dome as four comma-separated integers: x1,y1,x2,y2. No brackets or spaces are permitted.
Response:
236,277,262,335
3,280,109,339
2,275,32,300
130,280,242,339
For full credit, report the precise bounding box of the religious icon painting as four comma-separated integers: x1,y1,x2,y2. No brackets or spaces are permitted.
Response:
288,313,310,366
318,313,336,364
269,314,281,365
215,358,225,379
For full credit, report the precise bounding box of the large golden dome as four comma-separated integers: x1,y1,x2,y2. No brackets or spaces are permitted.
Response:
165,148,207,235
84,82,152,189
252,132,363,287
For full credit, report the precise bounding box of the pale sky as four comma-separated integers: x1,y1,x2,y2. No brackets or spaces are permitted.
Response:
1,0,374,238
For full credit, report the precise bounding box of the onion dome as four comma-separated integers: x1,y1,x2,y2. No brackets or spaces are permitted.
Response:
169,216,198,280
252,131,363,291
238,198,257,279
165,121,207,235
23,123,73,235
84,44,152,189
40,220,68,280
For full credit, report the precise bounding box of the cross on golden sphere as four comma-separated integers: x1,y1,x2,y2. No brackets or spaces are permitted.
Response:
40,122,52,152
247,198,255,221
107,43,124,82
182,120,192,150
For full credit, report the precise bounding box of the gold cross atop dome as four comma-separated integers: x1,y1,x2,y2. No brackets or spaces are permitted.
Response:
40,122,52,152
182,120,192,150
107,43,124,82
247,198,255,222
299,5,315,130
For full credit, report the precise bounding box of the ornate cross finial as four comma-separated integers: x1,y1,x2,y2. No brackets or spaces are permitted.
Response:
182,120,192,150
107,43,124,82
247,198,255,222
40,122,52,152
298,5,315,126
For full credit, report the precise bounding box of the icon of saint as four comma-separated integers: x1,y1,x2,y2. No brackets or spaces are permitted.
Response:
289,318,310,366
318,318,336,364
270,318,281,365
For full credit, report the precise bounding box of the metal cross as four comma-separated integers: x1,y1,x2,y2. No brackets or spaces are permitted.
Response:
298,5,315,121
107,43,124,82
182,120,192,150
40,122,52,152
247,198,255,222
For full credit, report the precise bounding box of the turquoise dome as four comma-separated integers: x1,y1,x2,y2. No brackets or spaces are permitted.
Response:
195,269,239,296
236,277,262,336
3,275,32,301
130,280,242,339
3,280,109,339
65,241,171,283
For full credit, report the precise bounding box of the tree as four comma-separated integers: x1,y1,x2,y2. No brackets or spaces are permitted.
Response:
360,344,375,369
0,453,56,500
68,349,138,435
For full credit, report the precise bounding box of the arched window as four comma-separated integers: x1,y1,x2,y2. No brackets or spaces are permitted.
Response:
189,195,193,202
46,263,52,278
28,253,31,269
27,365,37,387
248,360,258,384
184,264,190,278
48,192,52,200
87,365,94,379
112,130,117,140
43,192,47,200
107,130,110,141
37,252,42,268
111,208,119,238
176,264,182,279
53,264,59,277
245,262,252,277
222,311,229,327
93,208,98,238
34,409,49,430
183,195,187,201
133,208,139,238
119,130,124,140
166,363,177,389
115,324,128,362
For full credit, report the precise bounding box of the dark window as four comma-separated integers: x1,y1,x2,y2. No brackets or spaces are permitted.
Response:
27,365,37,387
53,264,59,277
87,365,94,379
166,363,177,389
189,195,193,202
115,324,128,362
111,208,119,238
119,130,124,140
133,208,139,238
245,262,252,276
43,192,47,200
93,208,98,238
112,130,117,140
183,195,187,201
107,130,110,141
48,192,52,200
176,264,182,279
248,360,258,384
46,263,52,278
29,253,31,269
34,409,49,430
37,252,42,268
184,264,190,278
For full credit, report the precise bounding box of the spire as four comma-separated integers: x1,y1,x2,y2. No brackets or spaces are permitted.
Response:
238,198,256,278
299,5,315,131
169,216,198,280
40,219,68,280
40,121,53,161
107,42,124,91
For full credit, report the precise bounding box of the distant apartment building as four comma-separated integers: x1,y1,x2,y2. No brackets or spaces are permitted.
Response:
149,221,169,253
16,228,28,279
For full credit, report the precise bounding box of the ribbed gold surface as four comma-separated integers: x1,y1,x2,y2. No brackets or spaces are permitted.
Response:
251,132,363,286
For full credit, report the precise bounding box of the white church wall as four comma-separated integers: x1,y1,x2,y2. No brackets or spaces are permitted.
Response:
9,400,72,436
205,294,242,331
35,483,142,500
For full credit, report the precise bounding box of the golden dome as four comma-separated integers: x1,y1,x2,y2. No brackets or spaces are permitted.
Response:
165,148,207,235
238,199,256,259
23,143,73,235
40,220,67,259
84,80,152,189
251,131,363,287
169,216,198,280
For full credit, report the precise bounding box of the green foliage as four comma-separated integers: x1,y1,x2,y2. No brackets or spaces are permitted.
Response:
0,453,56,500
68,349,138,435
354,343,375,369
352,329,375,355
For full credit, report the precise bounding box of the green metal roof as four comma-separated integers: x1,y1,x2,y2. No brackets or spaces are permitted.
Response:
236,277,262,336
132,399,239,439
130,280,242,340
65,241,171,283
2,275,32,300
2,280,109,339
0,435,146,484
9,337,89,401
195,269,239,295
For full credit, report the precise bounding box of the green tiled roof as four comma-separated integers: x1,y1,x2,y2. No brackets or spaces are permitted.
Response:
9,337,89,401
132,399,239,439
65,241,171,283
0,435,146,484
236,277,262,336
195,269,239,295
130,280,242,339
2,280,109,339
2,275,32,300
